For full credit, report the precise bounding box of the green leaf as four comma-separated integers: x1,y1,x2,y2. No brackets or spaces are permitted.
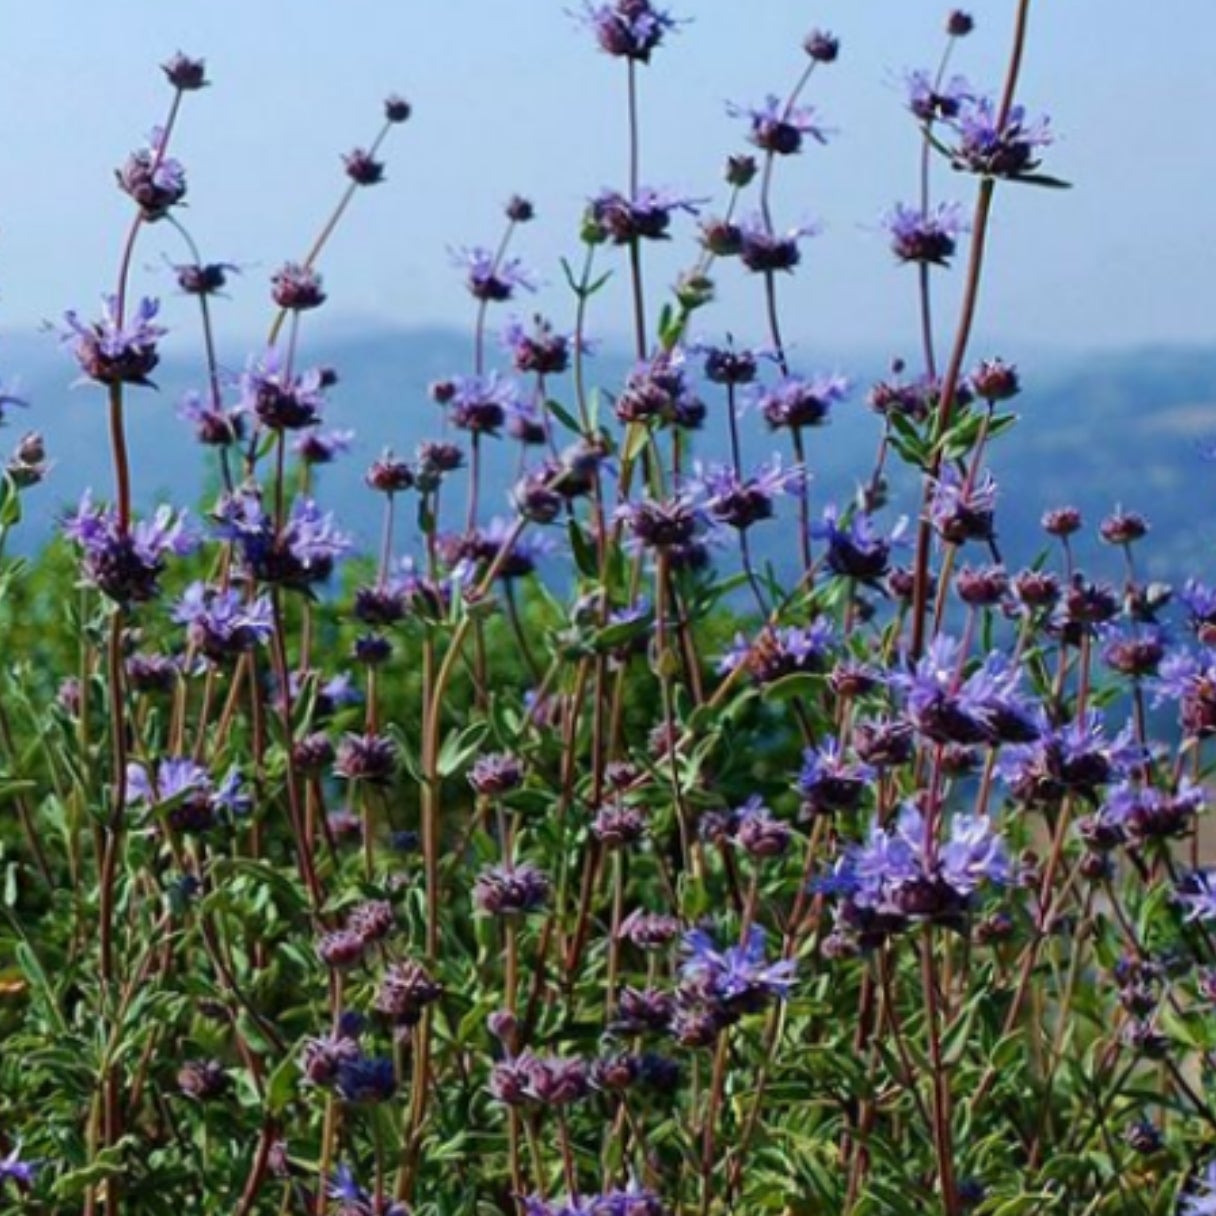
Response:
544,397,583,436
437,722,490,778
265,1050,300,1115
1011,172,1073,189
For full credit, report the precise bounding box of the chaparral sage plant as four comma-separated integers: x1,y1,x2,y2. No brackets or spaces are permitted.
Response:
3,6,1216,1216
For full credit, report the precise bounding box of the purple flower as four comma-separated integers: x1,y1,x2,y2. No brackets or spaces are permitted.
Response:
451,246,537,303
828,804,1008,932
617,493,710,552
62,296,166,387
127,756,249,832
1098,778,1205,846
1151,648,1216,737
343,147,385,186
727,95,829,156
893,636,1038,747
162,52,208,90
737,214,821,273
579,0,678,62
445,372,520,435
0,1145,35,1193
293,428,355,465
750,373,849,430
213,493,352,590
174,260,237,296
615,348,704,427
586,186,702,245
1181,1160,1216,1216
949,95,1053,178
64,491,196,604
680,925,795,1014
697,457,804,530
905,70,973,122
813,504,906,583
270,262,326,311
881,202,968,266
929,467,997,545
503,315,575,376
334,1054,397,1104
240,348,328,431
328,1163,403,1215
178,390,246,446
718,620,834,683
734,799,793,858
1100,623,1167,679
1181,580,1216,638
799,738,876,816
474,862,552,916
999,709,1141,805
1176,871,1216,925
116,128,187,220
173,581,274,660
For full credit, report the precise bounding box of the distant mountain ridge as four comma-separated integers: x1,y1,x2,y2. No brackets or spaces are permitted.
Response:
6,324,1216,587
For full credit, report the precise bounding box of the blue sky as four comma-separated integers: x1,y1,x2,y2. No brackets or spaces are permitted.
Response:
3,0,1215,359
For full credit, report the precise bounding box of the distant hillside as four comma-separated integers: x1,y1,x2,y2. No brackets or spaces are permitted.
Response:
5,325,1215,587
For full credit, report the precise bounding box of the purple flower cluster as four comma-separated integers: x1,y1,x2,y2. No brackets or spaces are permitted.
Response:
451,246,537,303
173,582,274,661
893,637,1039,748
64,492,196,603
579,0,677,62
825,804,1009,938
240,348,330,431
213,493,351,590
881,201,968,266
63,296,167,388
127,757,249,833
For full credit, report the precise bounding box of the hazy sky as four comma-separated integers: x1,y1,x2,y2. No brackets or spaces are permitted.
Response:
3,0,1215,363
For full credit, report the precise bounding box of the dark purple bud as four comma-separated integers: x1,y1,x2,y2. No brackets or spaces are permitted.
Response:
473,863,551,916
1125,1119,1162,1156
803,29,839,62
699,217,743,258
353,634,393,666
592,1053,641,1092
366,452,415,495
970,358,1019,402
353,585,407,627
271,263,326,311
468,752,525,797
384,95,411,123
619,909,681,949
1042,506,1082,537
946,10,975,36
348,900,395,943
162,52,208,90
293,731,335,773
613,986,675,1034
176,262,232,296
737,812,792,858
177,1059,230,1100
725,154,758,187
1100,509,1149,546
487,1009,518,1044
1013,569,1060,609
505,195,535,223
343,148,385,186
853,718,915,769
334,733,397,784
956,564,1009,606
375,960,443,1027
316,929,367,970
335,1054,397,1104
